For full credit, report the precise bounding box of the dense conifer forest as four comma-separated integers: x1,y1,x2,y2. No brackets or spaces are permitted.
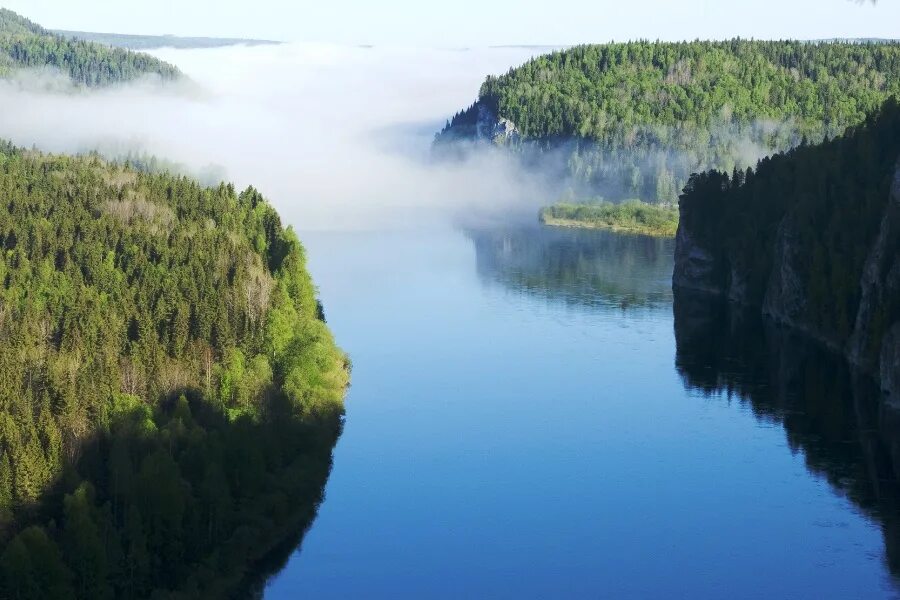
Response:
677,97,900,363
0,144,349,597
0,9,180,86
437,40,900,204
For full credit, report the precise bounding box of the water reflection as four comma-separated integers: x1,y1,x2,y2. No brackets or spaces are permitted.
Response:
467,225,674,311
237,428,340,599
674,289,900,579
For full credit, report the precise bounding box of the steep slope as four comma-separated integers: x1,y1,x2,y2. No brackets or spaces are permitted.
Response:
437,40,900,204
673,97,900,397
0,9,180,86
0,144,348,597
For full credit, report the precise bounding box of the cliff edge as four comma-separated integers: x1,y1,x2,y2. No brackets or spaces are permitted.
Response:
673,99,900,401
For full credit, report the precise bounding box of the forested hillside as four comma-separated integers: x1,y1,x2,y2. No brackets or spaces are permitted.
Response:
0,144,349,597
673,97,900,386
0,9,180,86
436,40,900,204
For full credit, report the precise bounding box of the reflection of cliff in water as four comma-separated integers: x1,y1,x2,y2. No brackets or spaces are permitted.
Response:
467,225,674,311
674,290,900,577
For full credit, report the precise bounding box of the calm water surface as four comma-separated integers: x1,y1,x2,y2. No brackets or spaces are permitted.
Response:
263,225,900,599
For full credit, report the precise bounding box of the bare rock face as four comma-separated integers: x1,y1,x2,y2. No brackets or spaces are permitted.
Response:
882,323,900,407
670,134,900,417
672,220,726,295
673,159,900,394
849,164,900,373
475,103,520,146
762,213,809,328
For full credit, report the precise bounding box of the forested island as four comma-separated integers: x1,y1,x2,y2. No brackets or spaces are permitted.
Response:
436,40,900,232
0,9,180,86
0,144,349,597
673,97,900,401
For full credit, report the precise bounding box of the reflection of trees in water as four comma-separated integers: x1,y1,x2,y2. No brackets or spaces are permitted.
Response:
234,420,339,599
674,290,900,577
467,226,675,311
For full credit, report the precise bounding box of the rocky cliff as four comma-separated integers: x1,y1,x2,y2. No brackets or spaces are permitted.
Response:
674,158,900,403
671,219,725,296
474,102,520,146
861,168,900,403
434,99,520,147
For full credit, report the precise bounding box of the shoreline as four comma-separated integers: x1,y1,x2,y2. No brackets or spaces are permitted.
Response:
540,215,677,238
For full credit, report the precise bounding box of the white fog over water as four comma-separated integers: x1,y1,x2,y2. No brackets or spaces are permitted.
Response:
3,28,900,600
0,43,554,230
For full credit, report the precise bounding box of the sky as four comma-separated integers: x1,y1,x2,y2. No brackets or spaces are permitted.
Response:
1,0,897,46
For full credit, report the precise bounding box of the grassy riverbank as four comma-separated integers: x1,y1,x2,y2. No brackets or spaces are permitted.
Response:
540,201,679,237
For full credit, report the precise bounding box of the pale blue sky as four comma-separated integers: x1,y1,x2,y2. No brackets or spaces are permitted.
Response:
2,0,897,46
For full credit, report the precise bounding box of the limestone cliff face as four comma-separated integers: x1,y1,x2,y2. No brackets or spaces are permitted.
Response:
849,167,900,369
671,220,726,295
852,166,900,403
881,324,900,407
759,212,846,350
674,162,900,394
762,213,807,325
434,100,520,148
473,102,520,146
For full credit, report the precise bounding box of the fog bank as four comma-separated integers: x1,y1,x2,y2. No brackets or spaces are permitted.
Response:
0,43,552,230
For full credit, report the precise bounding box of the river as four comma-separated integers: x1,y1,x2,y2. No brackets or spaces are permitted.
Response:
261,224,900,599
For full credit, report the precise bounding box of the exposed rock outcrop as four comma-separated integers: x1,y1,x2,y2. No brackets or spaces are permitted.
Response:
759,211,848,351
674,161,900,394
849,166,900,372
473,102,520,146
432,100,520,153
882,324,900,407
762,213,807,325
671,219,725,295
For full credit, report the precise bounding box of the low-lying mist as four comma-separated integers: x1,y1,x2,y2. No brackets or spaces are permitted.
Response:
0,43,552,230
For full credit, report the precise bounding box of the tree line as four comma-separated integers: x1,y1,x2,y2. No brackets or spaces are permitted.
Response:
0,144,349,597
0,9,180,87
678,96,900,356
438,40,900,204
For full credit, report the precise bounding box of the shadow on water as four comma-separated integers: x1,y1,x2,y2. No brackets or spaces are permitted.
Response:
228,414,342,599
466,225,674,312
674,289,900,579
0,385,342,599
234,508,325,600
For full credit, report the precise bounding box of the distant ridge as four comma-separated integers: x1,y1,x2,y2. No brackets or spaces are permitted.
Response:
810,37,899,43
53,30,282,50
0,8,181,86
488,44,567,50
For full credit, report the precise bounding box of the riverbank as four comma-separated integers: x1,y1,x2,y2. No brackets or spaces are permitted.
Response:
540,201,679,237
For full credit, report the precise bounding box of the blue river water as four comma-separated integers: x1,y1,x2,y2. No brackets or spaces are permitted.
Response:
263,225,900,599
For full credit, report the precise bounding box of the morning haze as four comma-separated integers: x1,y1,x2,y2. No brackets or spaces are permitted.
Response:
1,2,899,599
